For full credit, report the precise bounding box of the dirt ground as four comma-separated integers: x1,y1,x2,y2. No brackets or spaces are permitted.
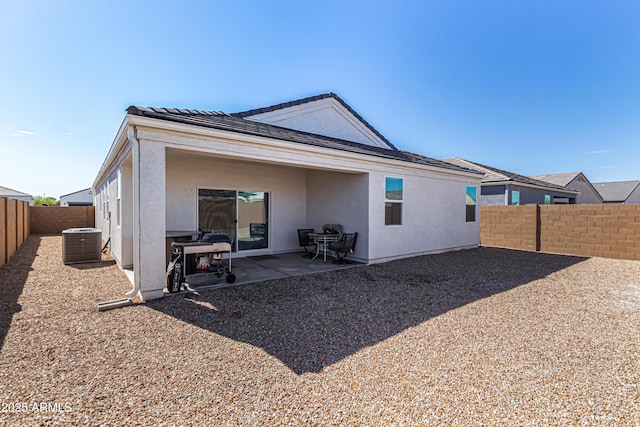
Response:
1,235,638,425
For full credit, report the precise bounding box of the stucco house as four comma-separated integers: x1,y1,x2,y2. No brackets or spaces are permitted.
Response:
442,158,579,205
530,172,602,204
0,185,33,206
593,180,640,204
60,188,93,206
93,93,483,301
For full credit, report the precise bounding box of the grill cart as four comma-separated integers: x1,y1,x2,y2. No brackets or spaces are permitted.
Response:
166,232,235,293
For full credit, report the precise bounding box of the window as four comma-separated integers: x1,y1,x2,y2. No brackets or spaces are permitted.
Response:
544,195,551,205
511,191,520,205
117,169,121,227
466,186,476,222
385,177,403,225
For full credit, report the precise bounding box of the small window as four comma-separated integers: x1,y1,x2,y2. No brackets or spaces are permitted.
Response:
466,186,476,222
544,195,551,205
511,191,520,205
385,177,403,225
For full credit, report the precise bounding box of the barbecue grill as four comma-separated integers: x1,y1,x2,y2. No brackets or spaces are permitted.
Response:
166,232,235,293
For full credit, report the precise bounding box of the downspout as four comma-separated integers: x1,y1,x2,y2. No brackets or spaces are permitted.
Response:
125,125,141,299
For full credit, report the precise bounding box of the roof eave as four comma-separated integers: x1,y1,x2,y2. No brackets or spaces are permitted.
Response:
124,113,483,180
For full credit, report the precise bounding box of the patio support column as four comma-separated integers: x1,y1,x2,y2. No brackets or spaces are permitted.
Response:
132,135,166,301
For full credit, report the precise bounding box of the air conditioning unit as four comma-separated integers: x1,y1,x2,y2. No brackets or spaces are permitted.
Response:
62,228,102,264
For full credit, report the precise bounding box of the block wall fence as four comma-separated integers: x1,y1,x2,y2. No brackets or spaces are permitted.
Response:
30,206,95,235
480,204,640,261
0,201,95,267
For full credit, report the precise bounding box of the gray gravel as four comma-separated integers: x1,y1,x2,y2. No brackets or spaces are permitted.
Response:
1,235,639,425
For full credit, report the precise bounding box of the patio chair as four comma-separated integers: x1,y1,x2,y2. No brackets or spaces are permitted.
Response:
297,228,317,258
322,224,342,235
328,232,358,264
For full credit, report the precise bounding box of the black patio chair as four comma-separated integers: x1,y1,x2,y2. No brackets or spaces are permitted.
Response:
297,228,316,258
328,232,358,264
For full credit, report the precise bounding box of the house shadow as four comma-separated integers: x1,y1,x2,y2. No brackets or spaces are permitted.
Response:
69,259,116,270
0,235,40,351
147,247,588,375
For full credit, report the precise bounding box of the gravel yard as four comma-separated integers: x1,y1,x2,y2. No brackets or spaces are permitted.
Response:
1,235,639,425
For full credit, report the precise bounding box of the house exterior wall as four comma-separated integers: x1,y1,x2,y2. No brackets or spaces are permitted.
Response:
94,158,134,268
367,171,480,263
626,185,640,203
566,178,602,204
245,97,389,149
306,170,369,261
480,185,507,206
94,170,119,252
480,184,576,205
60,189,93,206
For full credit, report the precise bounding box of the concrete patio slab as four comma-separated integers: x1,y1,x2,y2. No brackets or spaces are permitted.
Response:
176,251,362,293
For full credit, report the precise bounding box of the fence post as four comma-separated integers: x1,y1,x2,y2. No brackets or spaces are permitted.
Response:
536,205,541,252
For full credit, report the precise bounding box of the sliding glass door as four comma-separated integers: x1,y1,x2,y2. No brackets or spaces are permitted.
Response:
198,189,269,252
238,191,268,251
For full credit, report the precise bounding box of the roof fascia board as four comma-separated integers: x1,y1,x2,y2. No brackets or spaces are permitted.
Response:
93,117,131,190
129,115,482,181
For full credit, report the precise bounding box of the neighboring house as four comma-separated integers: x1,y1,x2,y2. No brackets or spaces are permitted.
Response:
593,181,640,204
0,185,33,206
93,92,483,301
442,158,579,205
60,188,93,206
530,172,602,204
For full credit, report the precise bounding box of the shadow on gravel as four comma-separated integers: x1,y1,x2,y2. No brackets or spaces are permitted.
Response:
0,235,40,351
147,247,588,375
69,259,116,270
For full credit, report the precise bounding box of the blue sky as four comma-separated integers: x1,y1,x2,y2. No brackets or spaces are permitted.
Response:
1,1,638,198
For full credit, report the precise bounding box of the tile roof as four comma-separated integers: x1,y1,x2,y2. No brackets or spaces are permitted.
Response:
592,180,640,202
233,92,398,150
0,185,32,197
126,104,481,177
442,158,579,193
530,172,581,187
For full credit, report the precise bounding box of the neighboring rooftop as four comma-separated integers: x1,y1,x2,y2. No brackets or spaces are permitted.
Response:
60,188,92,198
592,180,640,203
0,185,32,197
530,172,582,188
126,94,482,177
442,158,579,193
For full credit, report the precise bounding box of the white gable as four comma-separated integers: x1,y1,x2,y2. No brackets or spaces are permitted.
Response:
243,97,392,149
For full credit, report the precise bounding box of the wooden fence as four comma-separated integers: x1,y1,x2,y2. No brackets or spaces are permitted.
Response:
0,197,30,267
1,202,96,267
481,204,640,261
